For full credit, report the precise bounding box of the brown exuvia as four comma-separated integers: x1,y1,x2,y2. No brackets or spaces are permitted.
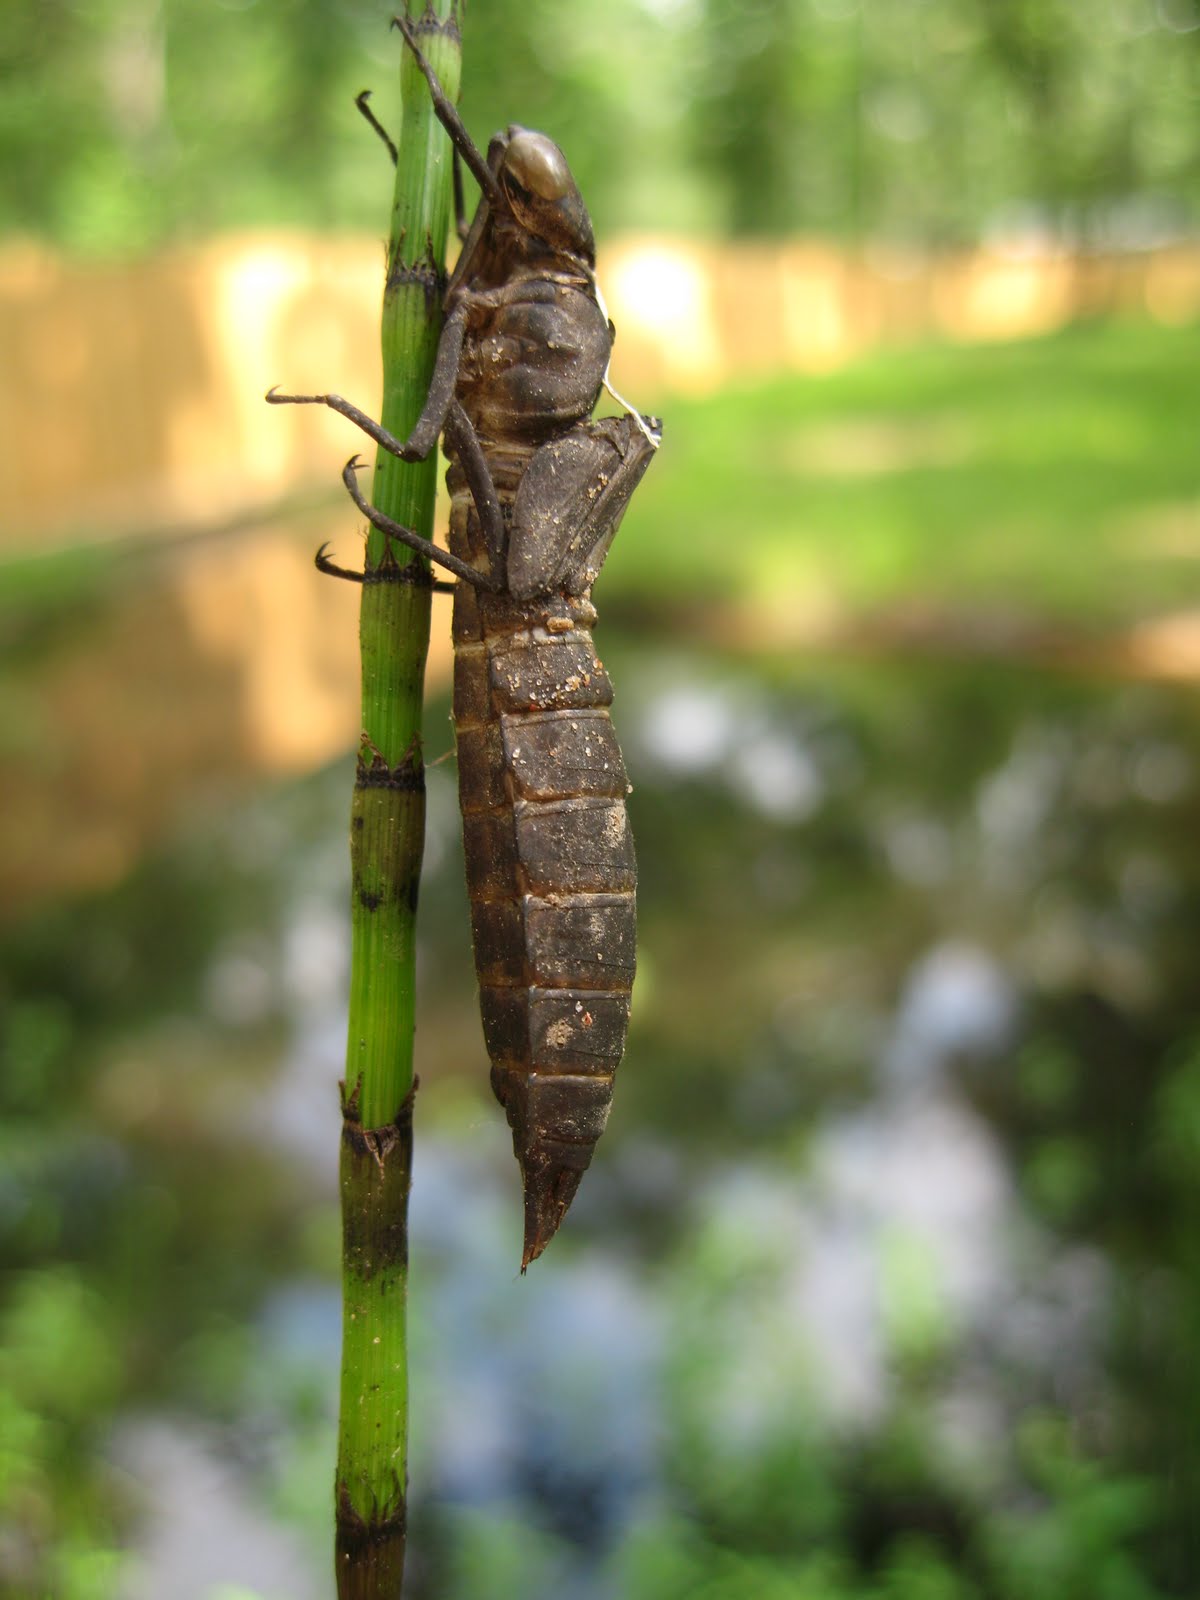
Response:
269,14,660,1266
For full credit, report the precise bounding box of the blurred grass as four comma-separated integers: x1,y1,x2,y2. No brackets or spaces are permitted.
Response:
614,317,1199,626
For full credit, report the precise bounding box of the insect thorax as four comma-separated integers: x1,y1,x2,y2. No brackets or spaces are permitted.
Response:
456,273,612,450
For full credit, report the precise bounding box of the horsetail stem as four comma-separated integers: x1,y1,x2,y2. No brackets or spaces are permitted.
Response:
336,5,460,1595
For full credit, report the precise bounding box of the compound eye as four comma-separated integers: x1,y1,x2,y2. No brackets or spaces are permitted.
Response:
503,129,573,202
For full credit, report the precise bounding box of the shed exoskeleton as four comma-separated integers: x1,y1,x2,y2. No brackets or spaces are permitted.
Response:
269,14,660,1267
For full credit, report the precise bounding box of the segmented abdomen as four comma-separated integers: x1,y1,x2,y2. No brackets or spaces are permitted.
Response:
449,480,636,1268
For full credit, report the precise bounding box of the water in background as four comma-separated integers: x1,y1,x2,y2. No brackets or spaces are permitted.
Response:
3,631,1199,1600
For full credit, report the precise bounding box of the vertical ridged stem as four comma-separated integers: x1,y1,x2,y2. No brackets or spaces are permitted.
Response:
336,5,461,1597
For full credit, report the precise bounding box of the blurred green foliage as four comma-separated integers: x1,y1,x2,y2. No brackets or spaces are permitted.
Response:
6,636,1200,1594
0,1268,128,1598
2,0,1198,254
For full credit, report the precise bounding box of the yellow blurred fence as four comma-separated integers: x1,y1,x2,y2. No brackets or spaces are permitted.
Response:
4,231,1199,548
3,232,1199,909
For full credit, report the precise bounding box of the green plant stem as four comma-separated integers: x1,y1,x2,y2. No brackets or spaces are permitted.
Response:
335,5,461,1596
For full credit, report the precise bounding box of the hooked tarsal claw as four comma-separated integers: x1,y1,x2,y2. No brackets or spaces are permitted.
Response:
314,542,364,583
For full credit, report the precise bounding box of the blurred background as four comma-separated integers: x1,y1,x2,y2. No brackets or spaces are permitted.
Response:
3,0,1200,1596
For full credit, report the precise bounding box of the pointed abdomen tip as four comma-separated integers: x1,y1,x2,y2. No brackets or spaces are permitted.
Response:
520,1159,587,1270
492,1065,614,1270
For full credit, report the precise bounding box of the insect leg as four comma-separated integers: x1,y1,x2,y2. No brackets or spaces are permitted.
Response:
453,150,470,241
341,457,500,590
443,399,506,577
267,305,468,464
313,543,454,591
391,14,502,209
355,90,398,165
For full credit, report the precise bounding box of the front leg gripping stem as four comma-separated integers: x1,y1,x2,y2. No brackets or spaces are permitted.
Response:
340,458,500,591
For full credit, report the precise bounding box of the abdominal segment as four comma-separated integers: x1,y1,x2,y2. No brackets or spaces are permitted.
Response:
453,599,636,1268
